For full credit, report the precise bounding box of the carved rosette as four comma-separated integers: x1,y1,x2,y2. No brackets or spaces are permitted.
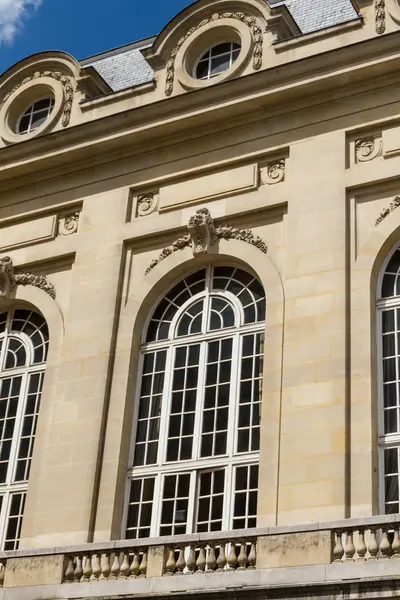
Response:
375,196,400,226
260,160,285,185
145,207,267,274
0,256,55,299
355,137,382,163
165,12,263,96
0,71,74,127
58,212,80,236
376,0,386,34
136,194,159,217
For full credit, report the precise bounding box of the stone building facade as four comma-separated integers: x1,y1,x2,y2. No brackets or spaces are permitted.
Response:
0,0,399,598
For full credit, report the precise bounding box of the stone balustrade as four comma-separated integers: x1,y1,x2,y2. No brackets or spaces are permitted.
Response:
164,539,257,575
63,548,147,582
332,520,400,562
2,516,400,589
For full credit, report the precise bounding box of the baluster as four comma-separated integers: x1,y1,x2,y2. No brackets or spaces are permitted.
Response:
165,548,176,576
186,545,196,574
110,553,120,579
119,552,130,579
74,556,83,583
139,551,147,577
368,527,379,560
196,545,206,573
247,541,256,570
227,543,238,570
91,553,101,581
82,555,92,582
355,529,367,561
175,547,186,575
0,563,5,587
64,557,74,583
380,527,392,559
344,530,355,561
332,530,344,562
216,543,227,572
392,528,400,557
100,553,111,580
206,544,217,572
130,551,140,578
237,542,248,570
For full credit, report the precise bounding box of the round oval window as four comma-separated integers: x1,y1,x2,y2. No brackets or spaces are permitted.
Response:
194,42,241,80
16,98,55,135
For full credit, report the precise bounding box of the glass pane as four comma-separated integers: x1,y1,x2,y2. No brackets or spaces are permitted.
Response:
126,478,155,539
232,465,258,529
196,470,225,533
160,473,190,536
134,350,166,466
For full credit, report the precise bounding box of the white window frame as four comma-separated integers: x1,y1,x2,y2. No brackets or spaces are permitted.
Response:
124,266,264,538
0,308,47,550
193,42,241,80
16,97,55,135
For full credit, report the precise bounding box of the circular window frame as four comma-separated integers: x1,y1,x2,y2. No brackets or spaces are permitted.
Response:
192,40,242,81
0,76,65,145
174,18,253,91
15,96,56,136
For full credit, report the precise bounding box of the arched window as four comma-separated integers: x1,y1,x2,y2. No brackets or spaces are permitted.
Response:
125,266,265,538
0,307,49,549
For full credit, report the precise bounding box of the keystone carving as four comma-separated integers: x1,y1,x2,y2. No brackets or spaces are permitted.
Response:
0,256,56,299
145,207,267,274
0,71,74,127
355,137,382,163
165,12,263,96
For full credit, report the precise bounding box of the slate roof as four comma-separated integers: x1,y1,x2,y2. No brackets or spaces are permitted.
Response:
80,0,359,93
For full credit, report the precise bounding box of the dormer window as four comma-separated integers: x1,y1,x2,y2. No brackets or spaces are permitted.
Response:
194,42,241,80
17,98,55,135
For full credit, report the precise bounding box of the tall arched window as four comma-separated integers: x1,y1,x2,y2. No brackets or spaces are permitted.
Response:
0,307,48,549
125,266,265,538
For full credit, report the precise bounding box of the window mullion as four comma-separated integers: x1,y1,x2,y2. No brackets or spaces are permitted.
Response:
224,464,233,531
8,373,28,485
0,492,10,551
192,341,207,461
186,470,197,534
228,333,241,458
157,347,175,466
151,474,162,537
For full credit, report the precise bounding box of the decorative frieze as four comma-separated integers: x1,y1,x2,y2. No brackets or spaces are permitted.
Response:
165,12,263,96
58,211,80,236
136,193,159,217
145,207,267,274
355,137,382,163
376,0,386,34
375,196,400,226
0,256,56,299
260,160,285,185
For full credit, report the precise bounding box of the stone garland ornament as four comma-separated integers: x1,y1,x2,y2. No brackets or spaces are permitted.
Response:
165,12,263,96
58,211,80,236
136,193,159,217
376,0,386,33
355,137,382,163
375,196,400,226
145,207,267,275
0,256,56,299
260,160,285,184
0,71,74,127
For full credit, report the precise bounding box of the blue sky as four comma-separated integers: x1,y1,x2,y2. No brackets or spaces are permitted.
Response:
0,0,194,74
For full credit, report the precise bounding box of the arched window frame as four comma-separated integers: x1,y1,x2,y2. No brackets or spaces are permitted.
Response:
376,245,400,514
124,265,264,539
0,307,48,550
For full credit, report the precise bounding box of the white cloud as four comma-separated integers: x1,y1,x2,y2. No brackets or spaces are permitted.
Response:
0,0,42,44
